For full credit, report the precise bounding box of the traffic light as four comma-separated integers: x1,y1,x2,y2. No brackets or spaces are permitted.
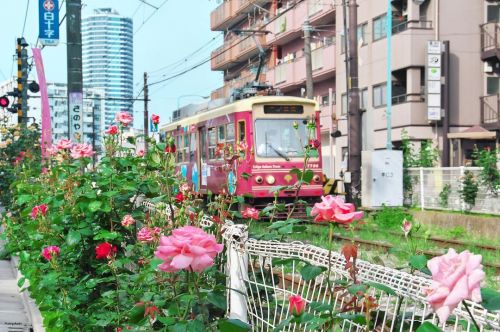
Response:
0,96,9,108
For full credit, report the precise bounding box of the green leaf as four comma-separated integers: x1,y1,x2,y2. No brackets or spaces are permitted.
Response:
289,168,302,178
347,284,368,296
16,194,33,205
93,230,119,241
337,313,366,325
409,254,430,274
366,282,397,296
17,276,26,288
207,291,227,310
88,200,102,212
219,318,251,332
157,316,176,326
241,172,251,180
300,264,326,281
303,170,314,184
416,322,442,332
273,316,293,331
150,258,163,269
309,301,333,312
66,230,81,246
480,288,500,311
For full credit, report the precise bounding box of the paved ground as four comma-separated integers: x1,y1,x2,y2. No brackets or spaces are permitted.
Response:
0,216,35,332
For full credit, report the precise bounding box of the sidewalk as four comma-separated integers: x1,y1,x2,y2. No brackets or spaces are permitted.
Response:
0,217,42,331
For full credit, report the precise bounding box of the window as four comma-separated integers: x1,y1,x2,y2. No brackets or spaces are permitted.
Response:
487,5,500,23
218,125,225,142
226,123,235,141
360,88,368,110
373,15,387,41
358,23,368,45
487,76,500,95
208,128,216,159
341,93,347,115
190,132,196,162
238,121,246,142
201,127,207,161
373,84,387,108
254,119,310,158
321,95,329,106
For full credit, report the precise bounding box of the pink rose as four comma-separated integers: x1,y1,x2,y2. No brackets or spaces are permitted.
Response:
288,295,306,316
115,112,133,127
70,143,95,159
106,125,119,135
242,207,259,220
151,114,160,125
121,215,135,227
136,150,145,157
47,146,59,156
137,227,154,242
180,183,190,193
41,245,60,261
426,249,485,323
401,219,412,237
56,138,73,150
310,195,363,224
155,226,223,273
31,204,48,219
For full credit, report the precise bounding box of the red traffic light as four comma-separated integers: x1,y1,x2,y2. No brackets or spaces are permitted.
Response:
0,96,9,108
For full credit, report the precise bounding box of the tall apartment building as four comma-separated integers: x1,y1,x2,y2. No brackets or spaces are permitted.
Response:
210,0,499,178
48,83,105,152
82,8,133,129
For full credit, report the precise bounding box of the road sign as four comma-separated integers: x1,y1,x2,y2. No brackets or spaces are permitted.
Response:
427,40,442,121
38,0,59,46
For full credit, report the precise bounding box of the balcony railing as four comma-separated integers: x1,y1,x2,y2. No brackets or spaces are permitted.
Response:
210,0,271,31
210,1,233,31
480,93,500,129
481,22,500,61
392,19,433,34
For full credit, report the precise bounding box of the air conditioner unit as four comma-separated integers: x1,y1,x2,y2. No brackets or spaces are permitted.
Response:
484,61,493,73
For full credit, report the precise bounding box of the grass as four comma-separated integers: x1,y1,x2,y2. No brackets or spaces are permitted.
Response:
249,213,499,290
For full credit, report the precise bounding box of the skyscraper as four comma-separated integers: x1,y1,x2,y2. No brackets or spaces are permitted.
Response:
82,8,133,130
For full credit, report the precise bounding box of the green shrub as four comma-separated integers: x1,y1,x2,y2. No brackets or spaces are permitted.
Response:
373,206,413,229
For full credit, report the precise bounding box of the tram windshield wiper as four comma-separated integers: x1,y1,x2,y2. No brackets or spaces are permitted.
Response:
268,144,290,161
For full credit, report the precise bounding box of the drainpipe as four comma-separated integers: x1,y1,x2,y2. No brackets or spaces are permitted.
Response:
435,0,439,40
386,0,393,150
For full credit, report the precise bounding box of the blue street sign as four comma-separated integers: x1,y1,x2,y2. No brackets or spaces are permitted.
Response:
38,0,59,46
150,119,158,132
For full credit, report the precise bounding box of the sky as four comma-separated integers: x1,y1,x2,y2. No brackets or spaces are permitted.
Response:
0,0,223,127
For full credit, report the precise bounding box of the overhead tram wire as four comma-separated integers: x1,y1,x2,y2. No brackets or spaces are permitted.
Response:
21,0,30,37
134,0,170,36
147,0,305,89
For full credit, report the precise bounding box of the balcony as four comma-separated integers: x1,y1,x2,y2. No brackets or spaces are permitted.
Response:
267,43,335,92
210,0,271,31
211,34,267,71
211,71,267,100
480,94,500,130
481,22,500,62
319,104,336,133
267,1,335,46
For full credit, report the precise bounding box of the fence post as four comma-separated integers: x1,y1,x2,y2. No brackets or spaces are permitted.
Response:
419,167,425,210
459,166,465,211
227,230,248,323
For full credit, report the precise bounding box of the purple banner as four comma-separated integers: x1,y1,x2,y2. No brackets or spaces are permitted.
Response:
32,48,52,158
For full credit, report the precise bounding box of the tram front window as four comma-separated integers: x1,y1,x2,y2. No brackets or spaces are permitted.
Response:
255,119,309,159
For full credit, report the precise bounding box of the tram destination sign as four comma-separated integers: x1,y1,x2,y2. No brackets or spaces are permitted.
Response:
263,105,304,114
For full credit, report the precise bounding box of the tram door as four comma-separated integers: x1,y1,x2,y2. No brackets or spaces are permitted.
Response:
197,126,207,192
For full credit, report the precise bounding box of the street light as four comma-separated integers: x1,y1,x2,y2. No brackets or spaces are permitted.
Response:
176,95,210,110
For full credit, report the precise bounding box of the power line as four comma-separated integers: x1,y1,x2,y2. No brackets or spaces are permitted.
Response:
134,0,170,35
148,0,305,88
21,0,30,37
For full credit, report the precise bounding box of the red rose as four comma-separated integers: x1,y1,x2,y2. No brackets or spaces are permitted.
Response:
175,192,184,203
95,242,117,260
165,144,176,154
151,114,160,125
309,139,320,149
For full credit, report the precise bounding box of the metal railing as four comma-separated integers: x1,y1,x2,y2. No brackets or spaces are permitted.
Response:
480,93,500,127
481,22,500,53
141,198,500,331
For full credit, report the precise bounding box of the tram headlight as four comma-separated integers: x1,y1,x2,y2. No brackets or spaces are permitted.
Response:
255,176,263,184
312,175,321,183
265,175,275,185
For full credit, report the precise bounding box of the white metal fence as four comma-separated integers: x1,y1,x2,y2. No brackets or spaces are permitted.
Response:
406,167,500,215
141,198,500,331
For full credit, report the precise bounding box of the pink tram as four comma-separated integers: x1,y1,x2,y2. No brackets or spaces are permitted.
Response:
160,95,323,204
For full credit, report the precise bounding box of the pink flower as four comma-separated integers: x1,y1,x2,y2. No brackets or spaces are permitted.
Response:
289,295,306,316
106,125,118,135
242,207,259,220
155,226,223,273
151,114,160,125
47,146,59,156
180,183,190,193
115,112,133,127
56,138,73,150
310,195,363,224
41,246,60,261
41,167,48,174
121,215,135,227
31,204,48,219
95,242,117,259
401,219,412,237
137,227,155,242
426,249,485,323
137,150,145,157
70,143,95,159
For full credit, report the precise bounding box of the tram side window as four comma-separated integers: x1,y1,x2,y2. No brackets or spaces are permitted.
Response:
190,132,196,162
226,123,235,150
238,121,246,142
218,125,225,142
182,134,189,162
208,128,216,160
201,127,207,161
176,135,182,163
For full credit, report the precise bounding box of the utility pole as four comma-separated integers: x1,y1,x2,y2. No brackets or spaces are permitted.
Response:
16,38,29,125
66,0,83,142
303,20,314,99
347,0,361,202
143,72,149,153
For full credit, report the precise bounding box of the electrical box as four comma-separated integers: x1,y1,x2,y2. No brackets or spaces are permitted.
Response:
361,150,403,207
